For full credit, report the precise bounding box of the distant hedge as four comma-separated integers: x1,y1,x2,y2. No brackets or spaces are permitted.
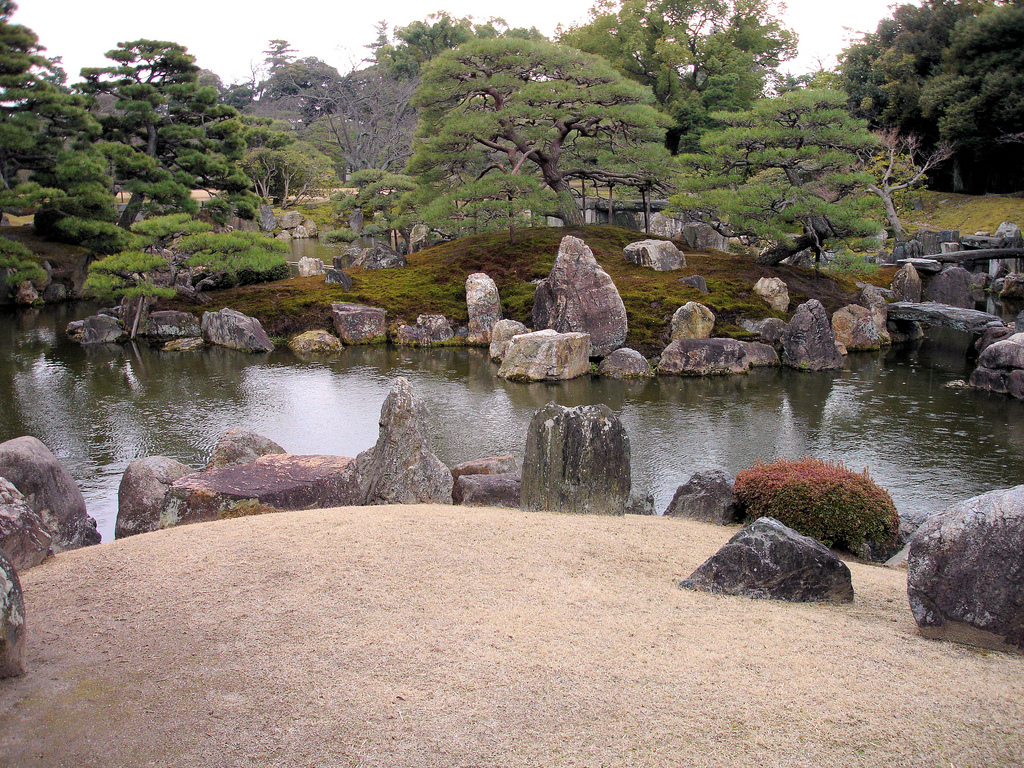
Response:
734,457,899,552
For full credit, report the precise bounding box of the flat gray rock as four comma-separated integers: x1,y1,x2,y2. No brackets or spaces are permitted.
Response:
887,302,1003,334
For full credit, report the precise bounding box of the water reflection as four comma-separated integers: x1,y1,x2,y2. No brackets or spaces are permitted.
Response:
2,303,1023,544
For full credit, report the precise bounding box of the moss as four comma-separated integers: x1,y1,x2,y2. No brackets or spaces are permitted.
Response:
219,499,277,520
910,190,1024,236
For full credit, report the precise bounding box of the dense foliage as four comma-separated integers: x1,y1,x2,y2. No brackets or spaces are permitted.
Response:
734,457,900,551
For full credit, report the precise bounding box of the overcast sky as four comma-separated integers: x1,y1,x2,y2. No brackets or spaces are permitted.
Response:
15,0,898,84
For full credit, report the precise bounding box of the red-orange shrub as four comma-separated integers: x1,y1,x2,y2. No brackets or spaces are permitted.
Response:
734,457,899,551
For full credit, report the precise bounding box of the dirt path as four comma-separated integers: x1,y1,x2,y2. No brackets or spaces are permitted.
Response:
1,505,1021,767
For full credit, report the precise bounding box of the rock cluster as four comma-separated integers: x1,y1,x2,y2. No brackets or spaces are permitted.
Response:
969,332,1024,398
116,456,193,539
395,314,454,346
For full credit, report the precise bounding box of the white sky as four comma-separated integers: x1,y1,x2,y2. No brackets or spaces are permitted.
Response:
14,0,898,84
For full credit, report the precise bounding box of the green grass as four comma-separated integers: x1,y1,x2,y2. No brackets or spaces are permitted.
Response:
909,190,1024,237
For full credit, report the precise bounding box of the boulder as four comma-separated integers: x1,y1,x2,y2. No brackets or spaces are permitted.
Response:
115,456,193,539
831,304,882,352
663,470,742,525
907,485,1024,653
679,274,709,293
143,310,201,342
496,329,590,382
976,326,1015,356
0,549,26,678
682,222,729,251
597,347,653,379
0,436,99,551
331,303,386,344
977,332,1024,370
891,262,922,303
15,281,38,305
669,302,715,340
450,456,518,479
626,491,655,516
41,283,67,303
623,239,686,271
898,257,942,274
858,285,891,343
201,308,274,353
356,378,453,505
258,205,277,232
205,428,286,471
288,329,342,355
995,221,1023,247
679,517,854,603
488,319,530,362
968,366,1024,399
753,277,789,312
999,274,1024,301
741,318,787,350
782,299,844,371
521,402,631,516
532,235,627,357
164,337,204,352
278,210,302,229
657,338,778,376
0,478,53,570
80,314,127,345
162,454,362,528
409,223,430,252
359,244,407,270
302,218,319,237
453,473,521,508
325,268,352,289
925,266,973,309
970,333,1024,398
886,302,1004,334
395,314,455,346
465,273,503,345
296,256,325,277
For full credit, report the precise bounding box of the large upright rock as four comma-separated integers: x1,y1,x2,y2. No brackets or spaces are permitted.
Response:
205,428,286,471
520,402,631,516
465,272,502,345
682,222,729,251
925,266,973,309
670,302,715,340
116,456,194,539
496,329,590,382
0,549,26,678
0,436,99,551
907,485,1024,653
201,308,274,353
858,285,891,344
679,517,854,603
970,332,1024,398
831,304,883,352
532,236,627,357
258,205,277,232
356,378,453,505
782,300,844,371
0,478,53,570
623,239,686,271
891,262,922,303
331,303,386,344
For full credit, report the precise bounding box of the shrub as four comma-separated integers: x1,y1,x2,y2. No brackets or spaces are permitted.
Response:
734,457,899,551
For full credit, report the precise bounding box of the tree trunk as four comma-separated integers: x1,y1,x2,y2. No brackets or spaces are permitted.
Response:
642,187,651,234
554,185,584,228
608,185,614,226
755,232,818,266
117,191,144,229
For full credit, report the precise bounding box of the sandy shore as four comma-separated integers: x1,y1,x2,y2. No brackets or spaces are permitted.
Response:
1,505,1021,767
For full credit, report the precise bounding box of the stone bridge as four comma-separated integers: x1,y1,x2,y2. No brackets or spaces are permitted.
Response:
886,302,1005,334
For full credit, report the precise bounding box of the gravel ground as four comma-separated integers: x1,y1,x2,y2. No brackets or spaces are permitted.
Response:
1,505,1022,768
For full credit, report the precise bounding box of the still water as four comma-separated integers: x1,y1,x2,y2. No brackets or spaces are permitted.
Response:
2,303,1023,544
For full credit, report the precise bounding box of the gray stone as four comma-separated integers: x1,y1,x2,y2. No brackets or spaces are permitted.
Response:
205,428,286,471
782,300,844,371
995,222,1023,247
969,366,1024,399
663,470,742,525
143,310,201,342
296,256,325,277
999,274,1024,301
597,347,653,378
682,222,729,251
465,273,502,345
356,378,453,505
331,303,386,344
453,473,521,508
623,239,686,271
657,338,778,376
897,257,943,274
359,244,407,270
80,314,126,345
521,402,631,516
201,308,273,353
532,235,627,357
450,456,518,479
41,282,67,303
488,319,530,362
858,285,891,343
908,485,1024,653
0,478,53,570
976,326,1015,356
886,302,1003,334
625,491,655,516
831,304,882,352
348,209,364,234
891,262,922,303
325,268,352,289
679,275,709,293
162,454,362,528
0,549,26,678
497,329,590,382
302,218,319,238
278,210,302,229
409,223,430,252
679,517,854,603
258,205,277,232
753,277,789,312
670,302,715,340
115,456,193,539
741,318,787,349
0,436,99,551
395,314,454,346
925,266,973,308
977,332,1024,370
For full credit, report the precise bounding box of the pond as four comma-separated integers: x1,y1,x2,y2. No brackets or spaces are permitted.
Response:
2,302,1023,544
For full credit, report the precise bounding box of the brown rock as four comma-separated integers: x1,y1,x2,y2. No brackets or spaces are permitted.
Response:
0,478,53,570
450,456,517,479
453,473,521,508
891,262,922,303
831,304,882,352
116,456,193,539
669,302,715,340
331,303,386,344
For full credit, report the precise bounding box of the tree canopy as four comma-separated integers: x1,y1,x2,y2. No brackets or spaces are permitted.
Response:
409,37,673,227
674,89,881,265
